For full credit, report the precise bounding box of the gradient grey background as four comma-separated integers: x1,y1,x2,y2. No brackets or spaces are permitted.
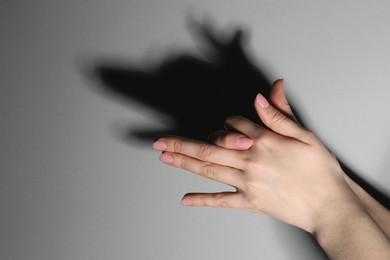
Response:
1,1,390,259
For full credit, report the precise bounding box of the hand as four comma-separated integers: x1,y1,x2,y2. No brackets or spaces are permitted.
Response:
208,79,298,150
153,81,359,234
209,80,390,238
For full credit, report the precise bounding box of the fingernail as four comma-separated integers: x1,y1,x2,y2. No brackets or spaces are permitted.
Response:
256,93,269,108
159,153,173,164
153,140,166,151
181,198,192,206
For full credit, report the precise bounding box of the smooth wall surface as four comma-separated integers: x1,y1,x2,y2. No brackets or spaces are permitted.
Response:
1,1,389,259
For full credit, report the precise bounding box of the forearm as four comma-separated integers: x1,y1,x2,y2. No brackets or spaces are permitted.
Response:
314,195,390,259
344,174,390,238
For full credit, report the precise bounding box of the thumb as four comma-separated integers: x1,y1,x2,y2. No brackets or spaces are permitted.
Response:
254,93,310,142
269,79,295,119
269,79,305,126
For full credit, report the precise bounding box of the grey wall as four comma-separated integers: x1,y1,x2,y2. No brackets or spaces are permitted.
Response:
1,1,389,259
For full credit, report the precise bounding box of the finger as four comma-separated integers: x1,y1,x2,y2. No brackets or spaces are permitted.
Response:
159,152,244,188
269,79,294,119
224,116,265,139
208,130,253,150
153,136,245,168
269,79,302,125
181,191,245,209
254,93,311,143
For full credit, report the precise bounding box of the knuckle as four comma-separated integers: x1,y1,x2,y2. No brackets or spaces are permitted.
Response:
243,194,261,211
178,156,186,169
198,144,213,160
202,164,216,179
305,130,317,141
215,193,227,207
269,111,286,126
299,129,317,144
254,131,274,150
172,139,182,152
199,195,206,207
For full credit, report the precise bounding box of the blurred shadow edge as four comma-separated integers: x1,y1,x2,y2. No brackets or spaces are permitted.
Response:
80,20,390,211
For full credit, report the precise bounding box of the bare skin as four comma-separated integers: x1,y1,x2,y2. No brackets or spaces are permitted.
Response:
210,79,390,239
153,79,390,259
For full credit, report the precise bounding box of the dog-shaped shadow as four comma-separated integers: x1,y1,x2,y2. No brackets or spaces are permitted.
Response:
87,20,389,210
90,21,274,142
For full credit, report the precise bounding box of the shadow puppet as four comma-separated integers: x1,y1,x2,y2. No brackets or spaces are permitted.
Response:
84,19,390,211
86,20,274,142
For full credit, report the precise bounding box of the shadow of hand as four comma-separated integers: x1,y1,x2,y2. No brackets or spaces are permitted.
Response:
89,20,271,142
83,18,389,209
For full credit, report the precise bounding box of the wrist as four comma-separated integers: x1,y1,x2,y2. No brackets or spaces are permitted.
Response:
313,194,390,259
343,173,390,239
313,197,366,244
303,167,362,235
306,170,366,241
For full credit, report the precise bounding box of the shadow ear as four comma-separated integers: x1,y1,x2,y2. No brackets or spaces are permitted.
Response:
230,28,245,45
